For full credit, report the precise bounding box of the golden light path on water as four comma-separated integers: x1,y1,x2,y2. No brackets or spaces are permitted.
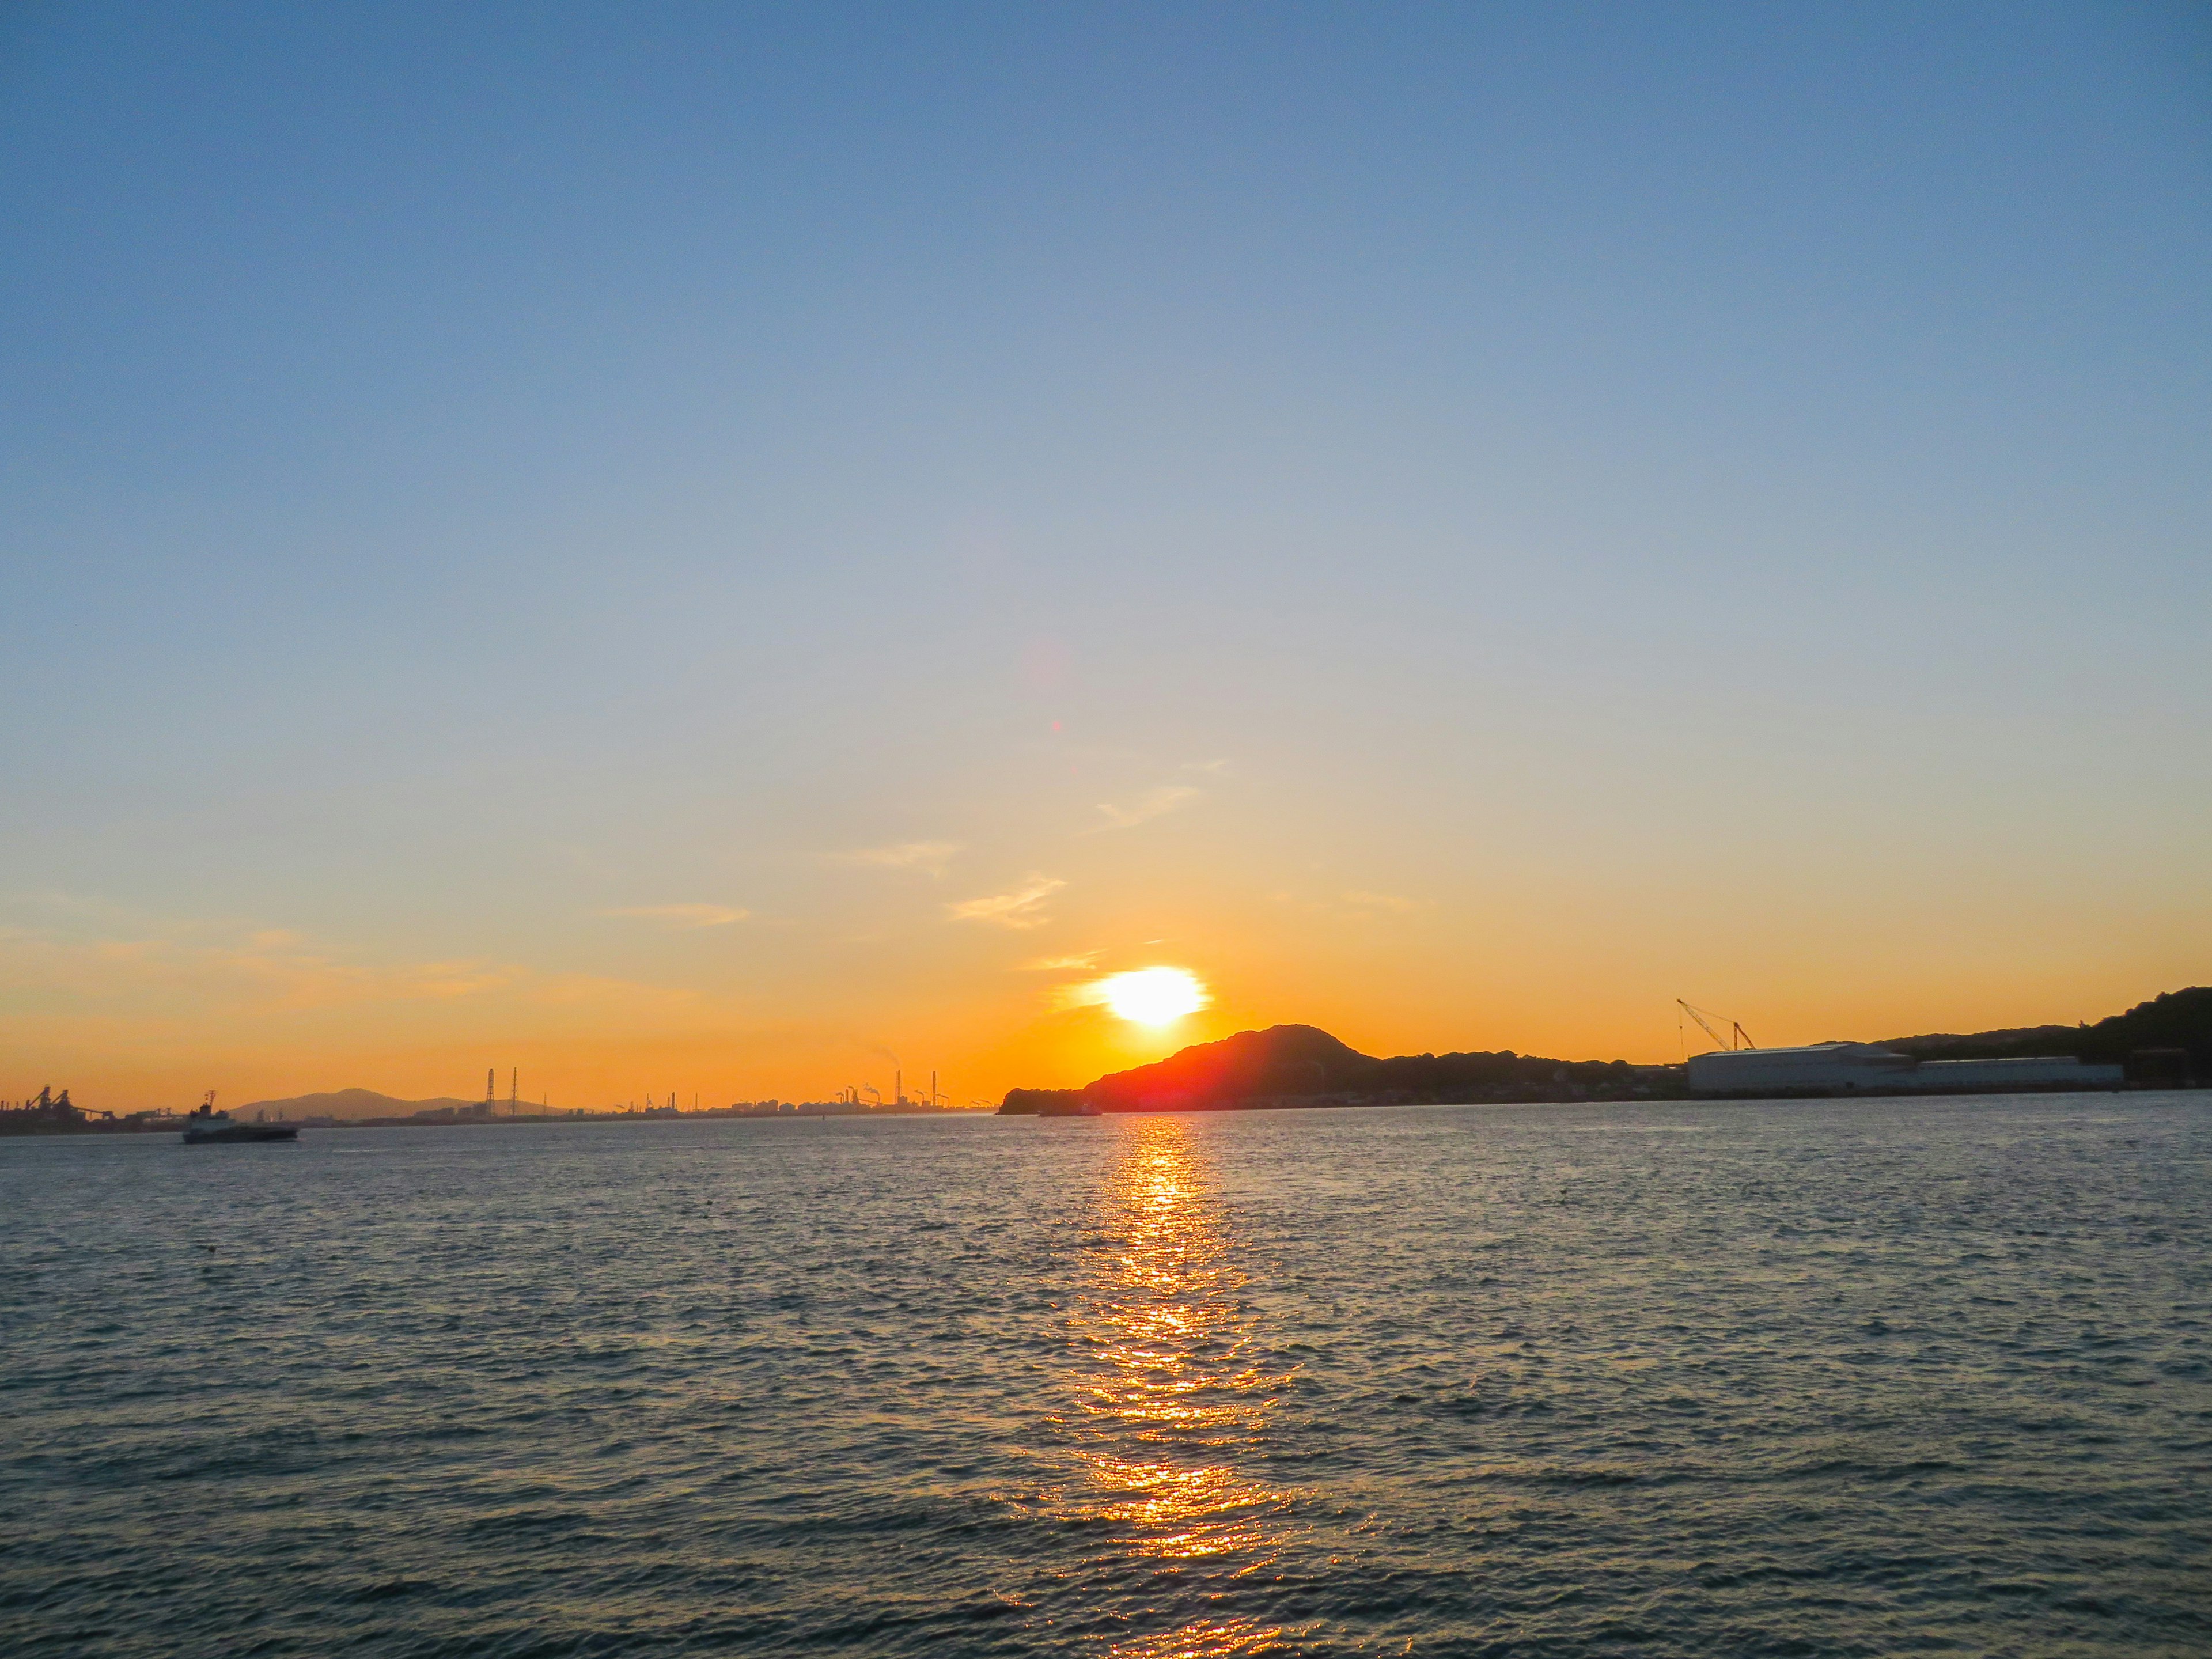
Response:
1055,1115,1307,1658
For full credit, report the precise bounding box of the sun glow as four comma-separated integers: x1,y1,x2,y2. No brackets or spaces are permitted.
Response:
1052,1116,1298,1657
1094,967,1209,1026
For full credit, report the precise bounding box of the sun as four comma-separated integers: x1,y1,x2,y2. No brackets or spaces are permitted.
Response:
1096,967,1209,1026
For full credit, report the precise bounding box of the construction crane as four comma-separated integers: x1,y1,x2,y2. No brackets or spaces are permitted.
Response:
1677,999,1756,1053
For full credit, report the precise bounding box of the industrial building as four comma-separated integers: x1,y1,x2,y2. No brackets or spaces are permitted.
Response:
1686,1043,2123,1097
1912,1056,2126,1090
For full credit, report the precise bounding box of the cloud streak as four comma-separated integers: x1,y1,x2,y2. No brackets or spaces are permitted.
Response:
0,923,515,1014
833,841,963,876
1343,891,1418,914
1023,950,1101,972
600,904,749,929
947,874,1065,930
1054,965,1213,1017
1090,785,1200,831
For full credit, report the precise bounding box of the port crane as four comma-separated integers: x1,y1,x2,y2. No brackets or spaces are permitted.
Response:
1677,999,1755,1054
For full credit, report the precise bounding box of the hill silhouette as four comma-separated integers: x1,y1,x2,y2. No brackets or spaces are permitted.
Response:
1085,1024,1374,1112
237,1088,482,1121
1001,986,2211,1112
1001,1024,1642,1113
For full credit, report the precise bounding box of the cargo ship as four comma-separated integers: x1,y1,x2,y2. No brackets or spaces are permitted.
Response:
181,1095,298,1145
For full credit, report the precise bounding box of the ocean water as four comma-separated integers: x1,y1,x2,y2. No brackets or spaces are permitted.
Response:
3,1096,2207,1657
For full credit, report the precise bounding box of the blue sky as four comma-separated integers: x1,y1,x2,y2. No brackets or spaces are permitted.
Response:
3,3,2207,1104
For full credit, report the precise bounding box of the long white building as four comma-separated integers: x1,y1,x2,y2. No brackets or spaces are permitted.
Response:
1685,1042,2122,1096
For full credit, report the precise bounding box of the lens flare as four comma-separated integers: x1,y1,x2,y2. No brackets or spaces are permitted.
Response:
1094,967,1209,1026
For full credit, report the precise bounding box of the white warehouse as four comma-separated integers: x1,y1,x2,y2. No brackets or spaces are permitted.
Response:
1686,1043,2123,1097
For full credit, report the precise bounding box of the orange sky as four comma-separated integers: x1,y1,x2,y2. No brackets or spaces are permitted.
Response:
5,7,2206,1113
6,823,2203,1111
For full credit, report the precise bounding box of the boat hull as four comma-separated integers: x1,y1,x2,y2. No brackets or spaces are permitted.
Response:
183,1125,299,1145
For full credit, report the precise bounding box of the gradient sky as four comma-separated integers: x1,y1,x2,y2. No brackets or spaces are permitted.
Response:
4,2,2208,1109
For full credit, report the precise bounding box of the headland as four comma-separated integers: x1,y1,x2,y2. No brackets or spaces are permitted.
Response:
998,987,2210,1114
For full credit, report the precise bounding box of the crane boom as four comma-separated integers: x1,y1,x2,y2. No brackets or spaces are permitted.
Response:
1677,999,1727,1049
1677,999,1756,1051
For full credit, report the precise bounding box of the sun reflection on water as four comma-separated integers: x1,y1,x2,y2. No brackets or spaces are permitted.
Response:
1055,1116,1305,1656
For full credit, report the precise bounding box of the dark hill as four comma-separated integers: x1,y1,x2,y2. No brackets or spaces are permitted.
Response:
1000,986,2212,1114
1001,1025,1643,1113
1888,987,2212,1071
1086,1024,1376,1112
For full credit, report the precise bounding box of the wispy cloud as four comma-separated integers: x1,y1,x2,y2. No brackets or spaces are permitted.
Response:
600,904,749,929
1181,759,1231,775
1055,965,1213,1016
0,911,764,1070
948,874,1065,930
1090,785,1200,831
833,840,964,877
1343,890,1418,915
529,972,704,1016
1023,950,1101,972
0,922,514,1014
400,960,514,998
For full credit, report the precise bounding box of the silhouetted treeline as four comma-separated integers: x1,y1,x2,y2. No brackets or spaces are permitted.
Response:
1888,987,2211,1074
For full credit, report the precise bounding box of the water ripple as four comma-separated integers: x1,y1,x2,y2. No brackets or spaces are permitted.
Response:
2,1096,2209,1654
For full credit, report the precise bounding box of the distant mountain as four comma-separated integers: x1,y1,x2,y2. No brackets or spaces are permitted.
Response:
236,1088,482,1121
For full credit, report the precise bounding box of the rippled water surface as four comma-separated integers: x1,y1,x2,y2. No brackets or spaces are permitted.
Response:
5,1096,2210,1656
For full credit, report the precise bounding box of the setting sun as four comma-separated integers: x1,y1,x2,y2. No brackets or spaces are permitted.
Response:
1094,967,1210,1026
